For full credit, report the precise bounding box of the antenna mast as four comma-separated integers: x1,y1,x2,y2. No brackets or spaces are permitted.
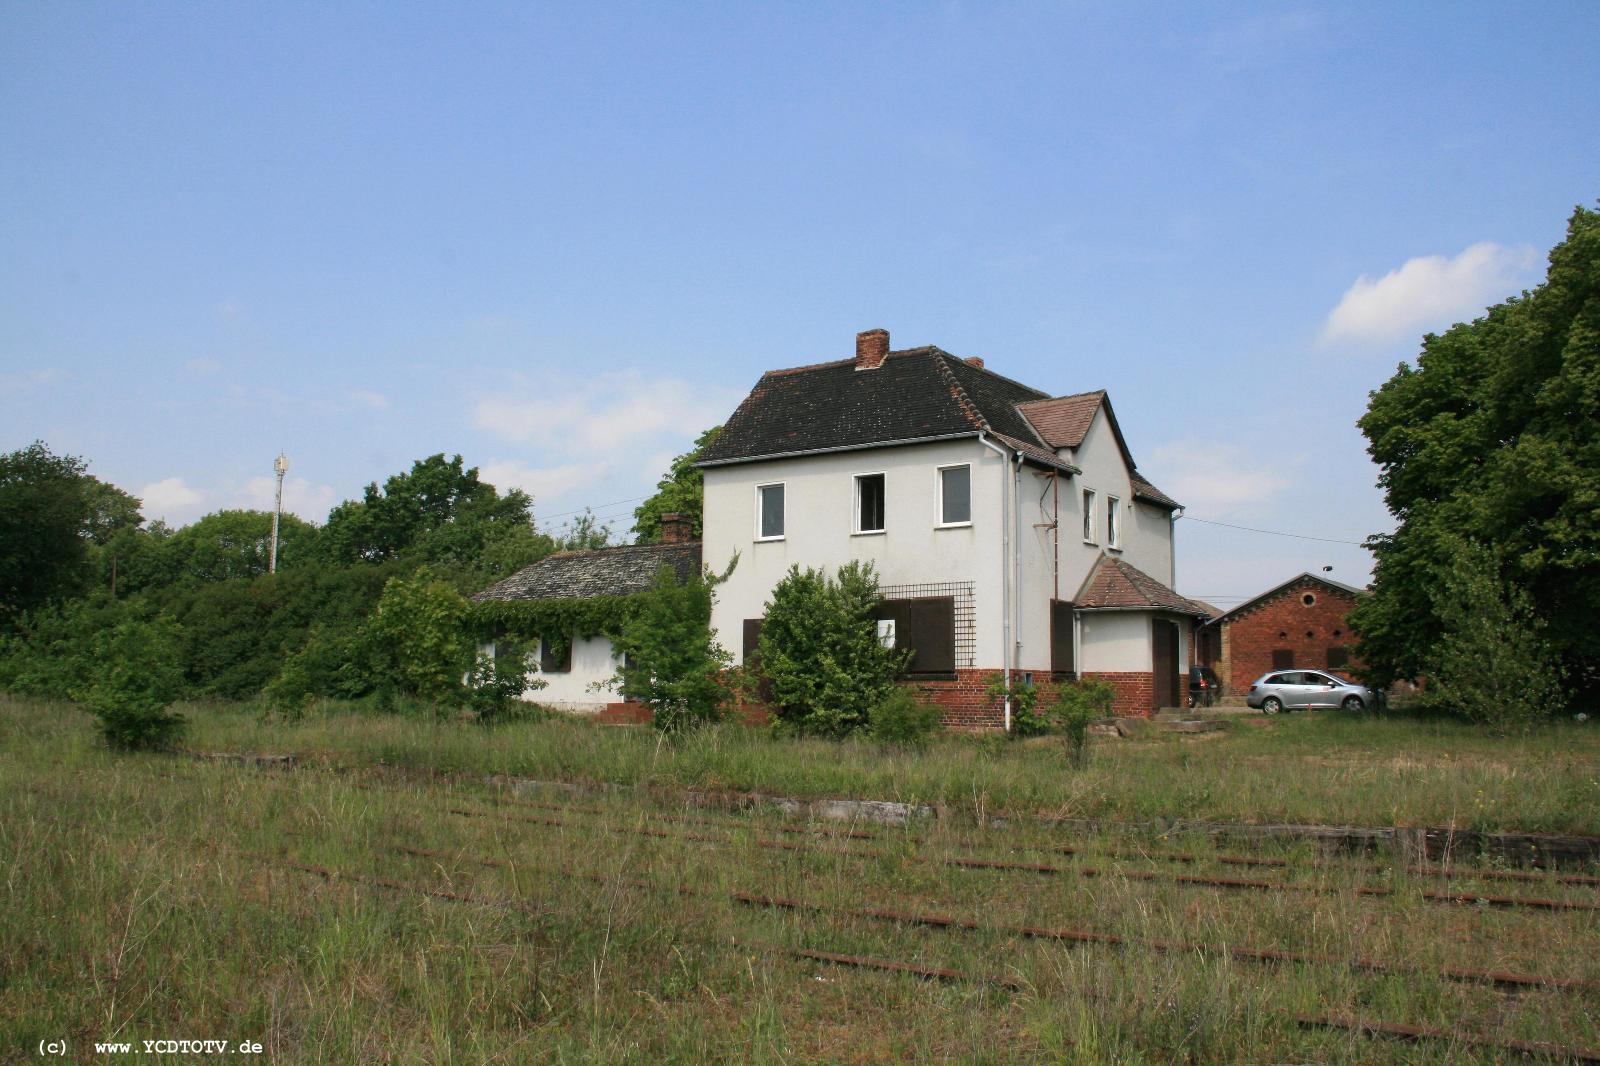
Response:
269,453,289,573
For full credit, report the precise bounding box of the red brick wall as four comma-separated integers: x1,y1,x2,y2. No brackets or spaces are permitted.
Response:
1080,671,1156,717
1218,581,1364,694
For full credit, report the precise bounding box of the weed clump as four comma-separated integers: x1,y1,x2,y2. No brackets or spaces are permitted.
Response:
869,688,942,747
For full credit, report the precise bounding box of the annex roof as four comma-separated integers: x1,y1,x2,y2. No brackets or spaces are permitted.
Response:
1207,572,1369,626
472,542,702,602
1073,555,1211,616
697,346,1076,472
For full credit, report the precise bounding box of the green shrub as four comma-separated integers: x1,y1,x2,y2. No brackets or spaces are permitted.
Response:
81,617,187,750
759,561,907,737
1424,538,1566,732
868,687,942,746
613,562,734,734
466,643,546,726
1047,677,1115,767
358,566,475,708
984,672,1046,736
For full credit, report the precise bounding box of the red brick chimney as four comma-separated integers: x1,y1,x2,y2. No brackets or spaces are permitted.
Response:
659,512,693,544
965,356,984,369
855,328,889,370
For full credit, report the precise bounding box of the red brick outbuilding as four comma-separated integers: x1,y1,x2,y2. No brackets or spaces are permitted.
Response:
1197,573,1367,696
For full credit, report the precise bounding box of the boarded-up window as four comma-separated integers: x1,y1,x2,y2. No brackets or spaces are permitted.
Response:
1326,646,1349,669
1051,600,1075,676
743,618,773,702
540,636,572,673
1271,648,1294,670
873,597,955,676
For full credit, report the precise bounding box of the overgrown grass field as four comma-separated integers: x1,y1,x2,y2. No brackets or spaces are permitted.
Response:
5,697,1598,1062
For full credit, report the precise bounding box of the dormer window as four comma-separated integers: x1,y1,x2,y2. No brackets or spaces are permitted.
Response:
1082,489,1097,544
854,473,886,534
1106,495,1121,549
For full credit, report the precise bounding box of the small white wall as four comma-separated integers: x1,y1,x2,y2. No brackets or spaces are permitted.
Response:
1077,611,1191,673
485,635,619,714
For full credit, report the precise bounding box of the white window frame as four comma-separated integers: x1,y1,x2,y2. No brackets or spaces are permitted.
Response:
755,481,786,541
1106,495,1121,550
853,471,886,536
1082,488,1097,545
935,463,972,528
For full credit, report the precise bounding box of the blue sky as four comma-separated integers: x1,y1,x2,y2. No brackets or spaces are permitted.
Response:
3,2,1596,606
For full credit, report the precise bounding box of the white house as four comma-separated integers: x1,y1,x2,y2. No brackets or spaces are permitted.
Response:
697,328,1205,723
475,328,1205,725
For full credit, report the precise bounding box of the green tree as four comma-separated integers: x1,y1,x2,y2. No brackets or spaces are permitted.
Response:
758,561,906,737
632,426,722,543
1423,538,1565,731
1353,204,1600,707
321,454,535,571
81,616,187,750
163,509,320,585
358,566,474,706
0,442,140,622
612,559,735,733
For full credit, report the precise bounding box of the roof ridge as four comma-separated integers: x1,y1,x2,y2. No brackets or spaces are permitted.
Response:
930,352,990,431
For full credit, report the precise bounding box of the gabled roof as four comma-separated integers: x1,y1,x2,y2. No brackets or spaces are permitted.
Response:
473,542,702,602
1207,572,1369,626
697,347,1075,472
1073,555,1210,616
1018,390,1180,511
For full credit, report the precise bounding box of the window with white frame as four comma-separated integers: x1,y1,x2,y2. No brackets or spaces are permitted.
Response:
854,473,885,534
1082,489,1097,543
937,464,971,526
1106,495,1121,549
756,483,785,540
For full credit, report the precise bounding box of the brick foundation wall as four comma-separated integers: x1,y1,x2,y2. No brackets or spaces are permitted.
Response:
1217,581,1365,695
1080,671,1156,717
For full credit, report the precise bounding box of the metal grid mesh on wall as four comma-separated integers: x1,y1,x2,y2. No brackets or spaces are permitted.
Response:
879,580,976,668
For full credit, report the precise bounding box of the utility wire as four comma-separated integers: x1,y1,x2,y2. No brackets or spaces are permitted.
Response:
1177,515,1369,547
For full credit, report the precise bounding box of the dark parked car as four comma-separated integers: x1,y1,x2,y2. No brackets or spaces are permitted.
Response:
1188,665,1221,708
1246,670,1375,714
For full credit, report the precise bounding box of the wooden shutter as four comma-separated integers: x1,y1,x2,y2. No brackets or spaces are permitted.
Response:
901,597,955,676
1271,648,1294,670
1051,600,1075,676
1326,646,1349,669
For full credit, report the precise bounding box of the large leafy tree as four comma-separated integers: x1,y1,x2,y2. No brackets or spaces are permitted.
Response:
0,442,143,623
1352,204,1600,704
632,426,721,543
163,509,320,585
320,453,546,586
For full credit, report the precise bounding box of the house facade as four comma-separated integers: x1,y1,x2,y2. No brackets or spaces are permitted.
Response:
698,329,1207,724
1196,572,1367,696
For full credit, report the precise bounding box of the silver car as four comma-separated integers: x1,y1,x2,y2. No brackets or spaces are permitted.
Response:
1246,670,1375,713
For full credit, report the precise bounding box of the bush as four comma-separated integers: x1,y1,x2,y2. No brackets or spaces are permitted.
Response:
1047,677,1114,767
759,561,907,737
613,562,734,734
1424,538,1566,732
984,672,1045,736
81,617,187,750
358,566,475,707
868,687,942,746
466,642,546,726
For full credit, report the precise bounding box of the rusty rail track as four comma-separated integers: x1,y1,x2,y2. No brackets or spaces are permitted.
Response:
445,804,1600,913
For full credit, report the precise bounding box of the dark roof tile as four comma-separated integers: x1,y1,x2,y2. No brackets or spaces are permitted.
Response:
473,542,701,602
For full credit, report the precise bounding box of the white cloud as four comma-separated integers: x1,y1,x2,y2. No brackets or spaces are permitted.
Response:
479,460,601,506
1320,242,1537,347
349,389,390,410
232,476,338,523
138,477,207,524
1145,442,1295,520
473,372,738,453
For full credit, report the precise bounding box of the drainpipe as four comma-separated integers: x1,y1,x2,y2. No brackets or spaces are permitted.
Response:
977,434,1013,732
1012,450,1024,705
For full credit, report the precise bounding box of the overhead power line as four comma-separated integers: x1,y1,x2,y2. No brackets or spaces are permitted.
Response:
1177,515,1369,547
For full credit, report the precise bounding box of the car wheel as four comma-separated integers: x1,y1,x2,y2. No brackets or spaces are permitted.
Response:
1342,695,1365,712
1262,697,1282,715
